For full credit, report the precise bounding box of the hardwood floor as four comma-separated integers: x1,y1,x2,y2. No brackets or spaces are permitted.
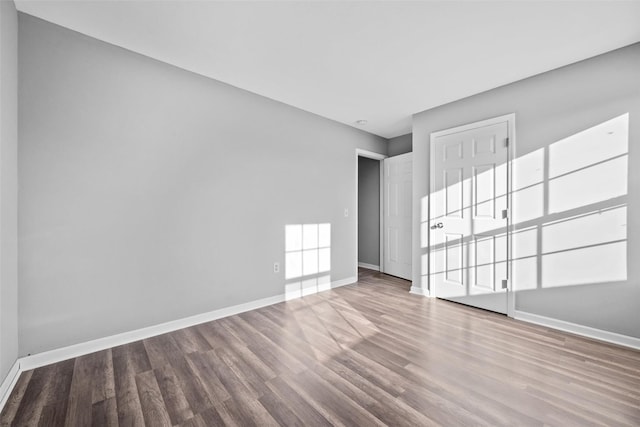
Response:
2,268,639,426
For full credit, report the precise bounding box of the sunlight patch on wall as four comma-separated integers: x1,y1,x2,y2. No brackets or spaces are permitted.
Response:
285,223,331,300
540,206,627,288
549,114,628,213
542,241,627,288
549,156,627,213
514,113,630,290
549,114,629,178
512,148,545,225
512,227,538,291
542,207,626,254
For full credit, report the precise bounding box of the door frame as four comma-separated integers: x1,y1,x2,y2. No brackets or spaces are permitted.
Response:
355,149,387,278
429,113,516,317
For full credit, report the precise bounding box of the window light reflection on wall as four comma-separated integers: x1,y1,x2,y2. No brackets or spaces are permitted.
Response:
285,223,331,279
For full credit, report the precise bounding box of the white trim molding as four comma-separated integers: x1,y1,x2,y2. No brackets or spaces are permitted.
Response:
358,262,380,271
409,286,430,297
20,293,284,372
0,360,21,413
515,310,640,350
15,275,358,376
355,149,387,161
331,276,357,289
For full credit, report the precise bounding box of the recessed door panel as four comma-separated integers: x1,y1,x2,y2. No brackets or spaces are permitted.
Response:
445,168,464,218
444,141,463,161
473,135,496,156
445,234,464,285
473,235,495,290
473,164,495,218
388,227,399,263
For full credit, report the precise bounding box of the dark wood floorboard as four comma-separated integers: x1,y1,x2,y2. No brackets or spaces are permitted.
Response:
2,268,639,426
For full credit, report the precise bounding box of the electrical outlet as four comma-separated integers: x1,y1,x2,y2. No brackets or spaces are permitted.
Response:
273,262,280,273
344,208,349,217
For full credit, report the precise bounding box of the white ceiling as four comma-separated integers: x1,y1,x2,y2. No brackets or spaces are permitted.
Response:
15,1,640,139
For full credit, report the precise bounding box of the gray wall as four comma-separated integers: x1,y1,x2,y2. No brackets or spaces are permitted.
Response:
0,0,19,382
18,14,386,355
388,133,412,157
413,43,640,338
358,157,380,267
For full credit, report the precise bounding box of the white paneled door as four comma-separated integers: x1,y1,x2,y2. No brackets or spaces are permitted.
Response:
430,117,511,314
383,153,412,280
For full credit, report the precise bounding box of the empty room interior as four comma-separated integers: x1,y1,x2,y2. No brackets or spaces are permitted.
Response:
1,1,639,425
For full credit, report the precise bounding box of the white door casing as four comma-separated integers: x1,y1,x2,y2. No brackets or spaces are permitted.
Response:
384,153,412,280
429,116,513,314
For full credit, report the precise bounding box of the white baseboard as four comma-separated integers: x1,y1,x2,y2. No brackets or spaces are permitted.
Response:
331,276,357,289
514,310,640,350
0,360,21,414
21,294,283,371
358,262,380,271
409,286,430,297
0,273,348,410
20,293,286,372
19,275,358,373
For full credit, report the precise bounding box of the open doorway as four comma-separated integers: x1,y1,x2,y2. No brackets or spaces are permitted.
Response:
355,148,413,281
355,149,386,276
358,156,382,271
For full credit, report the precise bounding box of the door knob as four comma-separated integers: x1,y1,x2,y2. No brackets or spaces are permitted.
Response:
430,222,444,230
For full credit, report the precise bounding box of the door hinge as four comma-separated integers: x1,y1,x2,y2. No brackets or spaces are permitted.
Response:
501,279,509,290
501,208,509,219
505,137,509,147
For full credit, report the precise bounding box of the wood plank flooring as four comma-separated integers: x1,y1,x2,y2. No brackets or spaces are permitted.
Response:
2,268,640,426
